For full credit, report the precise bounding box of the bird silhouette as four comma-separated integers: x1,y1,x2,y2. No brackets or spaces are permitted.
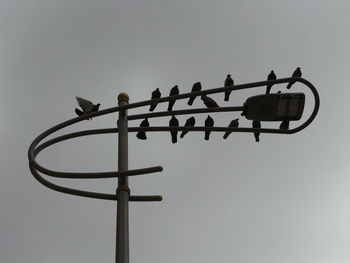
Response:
201,94,219,108
180,116,195,138
252,120,261,142
204,115,214,140
167,85,179,111
280,120,289,130
169,115,179,143
149,88,161,111
75,96,100,120
286,67,302,89
136,118,149,140
223,118,239,139
266,70,276,94
224,74,234,101
187,82,202,106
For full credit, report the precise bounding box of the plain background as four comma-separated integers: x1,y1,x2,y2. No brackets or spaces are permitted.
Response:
1,1,349,263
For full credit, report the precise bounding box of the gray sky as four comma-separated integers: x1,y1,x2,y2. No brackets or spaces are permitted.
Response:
1,1,350,263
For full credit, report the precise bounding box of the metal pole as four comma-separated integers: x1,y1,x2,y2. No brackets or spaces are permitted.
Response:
116,93,130,263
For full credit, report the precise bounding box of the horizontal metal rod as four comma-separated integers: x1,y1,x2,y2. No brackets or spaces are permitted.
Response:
128,106,244,121
129,195,163,202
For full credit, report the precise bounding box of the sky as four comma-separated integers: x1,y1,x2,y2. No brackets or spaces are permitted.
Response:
1,1,350,263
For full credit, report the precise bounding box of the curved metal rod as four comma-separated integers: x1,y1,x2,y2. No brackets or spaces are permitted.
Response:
33,128,163,179
30,163,162,201
28,77,319,200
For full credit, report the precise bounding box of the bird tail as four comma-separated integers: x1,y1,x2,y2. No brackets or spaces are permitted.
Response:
75,108,83,116
286,82,293,89
254,133,259,142
187,97,195,106
224,91,231,101
167,101,174,111
223,132,230,139
180,131,186,138
171,133,177,143
266,85,272,94
204,132,210,140
149,104,156,111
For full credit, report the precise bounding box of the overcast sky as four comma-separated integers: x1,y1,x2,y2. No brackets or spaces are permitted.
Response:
1,1,350,263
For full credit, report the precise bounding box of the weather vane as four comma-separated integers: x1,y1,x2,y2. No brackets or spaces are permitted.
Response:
28,68,319,263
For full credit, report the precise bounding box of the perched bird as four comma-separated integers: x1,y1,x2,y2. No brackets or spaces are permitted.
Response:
180,116,195,138
286,67,302,89
169,115,179,143
75,96,100,120
187,82,202,106
136,118,149,140
167,85,179,111
280,120,289,130
204,115,214,140
223,118,239,139
224,74,234,101
252,120,261,142
266,70,276,94
149,88,161,111
201,94,219,108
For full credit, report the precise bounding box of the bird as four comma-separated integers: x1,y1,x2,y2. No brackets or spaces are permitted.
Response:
149,88,161,111
180,116,195,138
187,82,202,106
204,115,214,140
280,120,289,130
252,120,261,142
201,94,219,108
224,74,234,101
223,118,239,139
167,85,179,111
75,96,100,120
286,67,302,89
169,115,179,143
266,70,276,94
136,118,149,140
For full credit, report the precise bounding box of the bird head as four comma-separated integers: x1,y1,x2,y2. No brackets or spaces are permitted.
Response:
227,74,231,77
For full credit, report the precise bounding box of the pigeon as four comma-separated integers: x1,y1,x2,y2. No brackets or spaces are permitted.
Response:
169,115,179,143
223,118,239,139
286,67,302,89
149,88,161,111
204,115,214,140
224,74,234,101
136,118,149,140
279,120,289,130
180,116,195,138
75,96,100,120
252,120,261,142
201,94,219,108
266,70,276,94
187,82,202,106
168,85,179,111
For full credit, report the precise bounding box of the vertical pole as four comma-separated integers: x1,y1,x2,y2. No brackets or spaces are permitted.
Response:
116,93,130,263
